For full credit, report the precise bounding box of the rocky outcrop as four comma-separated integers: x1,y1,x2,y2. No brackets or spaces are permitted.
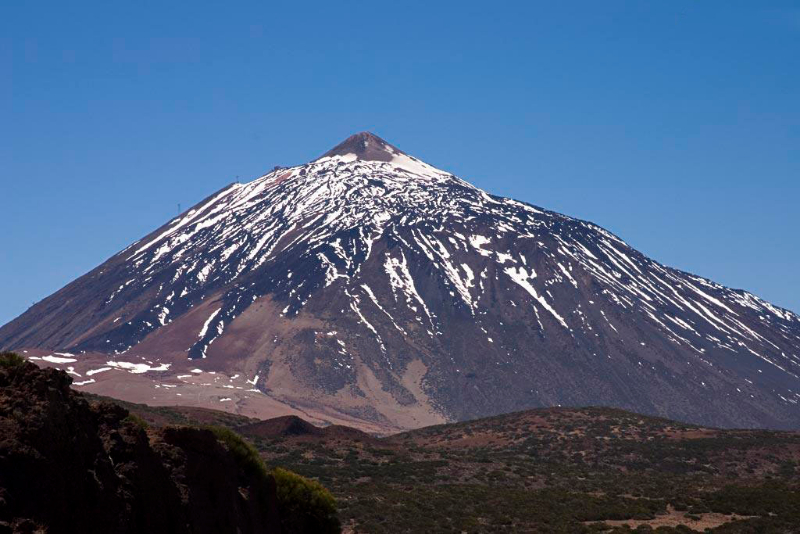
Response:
0,356,281,534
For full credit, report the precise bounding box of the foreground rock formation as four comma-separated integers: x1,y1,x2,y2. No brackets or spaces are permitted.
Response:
0,354,281,534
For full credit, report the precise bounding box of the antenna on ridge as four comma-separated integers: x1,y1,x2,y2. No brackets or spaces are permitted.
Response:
178,203,181,214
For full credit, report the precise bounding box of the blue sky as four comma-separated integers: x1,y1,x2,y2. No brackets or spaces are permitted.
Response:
1,1,798,325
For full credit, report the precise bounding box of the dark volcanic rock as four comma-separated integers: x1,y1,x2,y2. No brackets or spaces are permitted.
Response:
320,131,402,162
0,358,281,534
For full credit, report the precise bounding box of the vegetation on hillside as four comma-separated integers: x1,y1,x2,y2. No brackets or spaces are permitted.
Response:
251,407,800,532
117,400,800,532
0,351,25,368
206,425,269,481
204,424,342,533
273,467,341,534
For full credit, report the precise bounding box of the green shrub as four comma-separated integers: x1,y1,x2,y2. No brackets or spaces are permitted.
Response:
0,351,25,369
205,425,268,480
272,467,341,534
122,413,149,430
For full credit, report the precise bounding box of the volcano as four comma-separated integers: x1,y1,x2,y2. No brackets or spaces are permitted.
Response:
3,132,799,432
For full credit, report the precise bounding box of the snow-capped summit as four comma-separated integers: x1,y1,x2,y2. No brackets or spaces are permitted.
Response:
316,131,443,177
3,133,799,432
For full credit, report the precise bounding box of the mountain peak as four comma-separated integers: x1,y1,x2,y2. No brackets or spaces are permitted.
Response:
4,127,800,433
319,131,405,162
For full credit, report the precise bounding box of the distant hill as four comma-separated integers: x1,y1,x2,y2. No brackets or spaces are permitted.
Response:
122,393,800,532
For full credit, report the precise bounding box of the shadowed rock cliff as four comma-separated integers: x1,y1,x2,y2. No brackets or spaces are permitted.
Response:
0,353,281,534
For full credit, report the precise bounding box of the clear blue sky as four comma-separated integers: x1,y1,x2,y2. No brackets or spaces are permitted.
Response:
2,1,798,325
